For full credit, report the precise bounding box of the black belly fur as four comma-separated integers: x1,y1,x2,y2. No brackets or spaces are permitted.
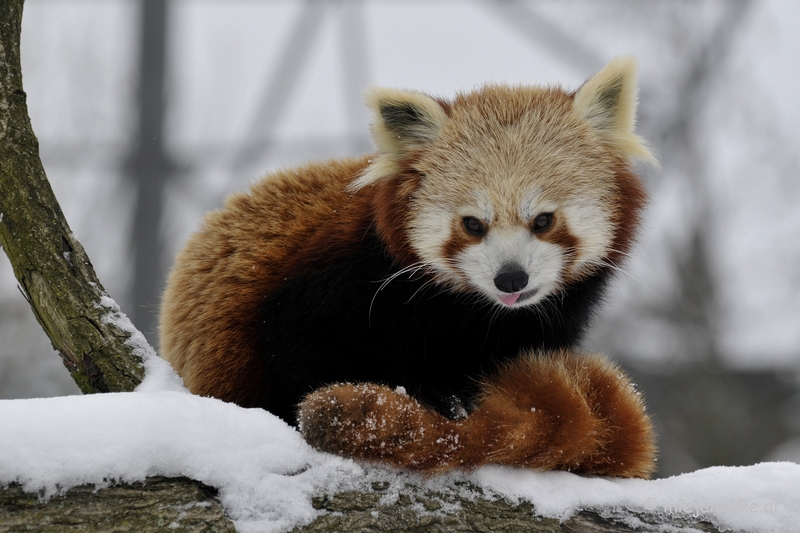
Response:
256,231,610,424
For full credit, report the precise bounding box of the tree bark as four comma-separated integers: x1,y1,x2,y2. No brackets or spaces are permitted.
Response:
0,477,729,533
0,0,146,393
0,477,235,532
300,483,725,533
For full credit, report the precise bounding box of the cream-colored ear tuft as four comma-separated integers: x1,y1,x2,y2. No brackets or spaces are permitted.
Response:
349,87,449,191
573,57,658,165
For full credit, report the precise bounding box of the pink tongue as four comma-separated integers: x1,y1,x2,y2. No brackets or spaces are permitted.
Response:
499,292,520,306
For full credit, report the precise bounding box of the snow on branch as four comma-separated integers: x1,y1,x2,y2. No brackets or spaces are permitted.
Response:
1,391,798,532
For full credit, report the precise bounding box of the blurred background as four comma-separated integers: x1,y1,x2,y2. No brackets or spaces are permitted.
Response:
2,0,799,478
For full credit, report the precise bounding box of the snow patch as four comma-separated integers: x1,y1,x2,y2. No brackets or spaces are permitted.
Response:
96,295,157,361
91,294,185,392
474,463,800,533
1,387,799,532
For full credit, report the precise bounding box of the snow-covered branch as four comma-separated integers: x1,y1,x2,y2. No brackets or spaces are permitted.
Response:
2,389,797,532
2,474,736,533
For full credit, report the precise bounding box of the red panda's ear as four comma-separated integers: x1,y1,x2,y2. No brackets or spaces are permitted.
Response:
573,57,658,166
349,88,448,191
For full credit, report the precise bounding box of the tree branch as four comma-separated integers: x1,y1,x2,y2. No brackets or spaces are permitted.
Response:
0,477,235,532
0,0,147,393
0,476,730,533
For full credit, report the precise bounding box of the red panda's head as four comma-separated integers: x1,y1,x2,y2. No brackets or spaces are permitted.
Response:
352,58,655,309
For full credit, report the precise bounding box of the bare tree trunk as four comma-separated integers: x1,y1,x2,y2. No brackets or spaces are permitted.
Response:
0,0,147,393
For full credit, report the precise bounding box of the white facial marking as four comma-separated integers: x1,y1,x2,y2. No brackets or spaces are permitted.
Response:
407,202,465,286
560,200,613,271
519,189,554,221
472,191,494,222
456,227,564,308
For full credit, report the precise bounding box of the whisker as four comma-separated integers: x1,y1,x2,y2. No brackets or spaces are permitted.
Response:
369,260,434,322
405,278,438,304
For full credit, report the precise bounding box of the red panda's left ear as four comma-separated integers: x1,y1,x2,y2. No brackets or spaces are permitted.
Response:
349,88,449,191
573,57,658,166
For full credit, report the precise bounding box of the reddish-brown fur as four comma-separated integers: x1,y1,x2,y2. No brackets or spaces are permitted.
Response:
298,350,656,478
606,163,649,267
160,157,376,406
371,168,423,266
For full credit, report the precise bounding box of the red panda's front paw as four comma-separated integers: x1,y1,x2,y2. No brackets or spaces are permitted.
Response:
297,383,462,472
467,350,656,478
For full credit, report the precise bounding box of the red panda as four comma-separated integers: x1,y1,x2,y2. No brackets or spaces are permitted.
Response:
160,57,657,478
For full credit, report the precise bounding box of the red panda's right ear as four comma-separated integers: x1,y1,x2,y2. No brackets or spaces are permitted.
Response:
573,57,658,167
349,88,448,191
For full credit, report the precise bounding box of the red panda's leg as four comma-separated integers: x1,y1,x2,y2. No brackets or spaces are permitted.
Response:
462,350,656,478
298,383,464,472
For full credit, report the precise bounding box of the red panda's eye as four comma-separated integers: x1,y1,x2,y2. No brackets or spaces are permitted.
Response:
532,213,553,233
463,217,486,237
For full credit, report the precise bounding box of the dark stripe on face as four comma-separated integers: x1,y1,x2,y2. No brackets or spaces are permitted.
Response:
534,212,580,276
442,217,482,262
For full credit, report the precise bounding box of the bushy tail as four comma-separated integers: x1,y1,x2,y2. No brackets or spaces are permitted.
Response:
297,350,656,478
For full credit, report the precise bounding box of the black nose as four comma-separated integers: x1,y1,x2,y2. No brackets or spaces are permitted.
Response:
494,267,529,293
